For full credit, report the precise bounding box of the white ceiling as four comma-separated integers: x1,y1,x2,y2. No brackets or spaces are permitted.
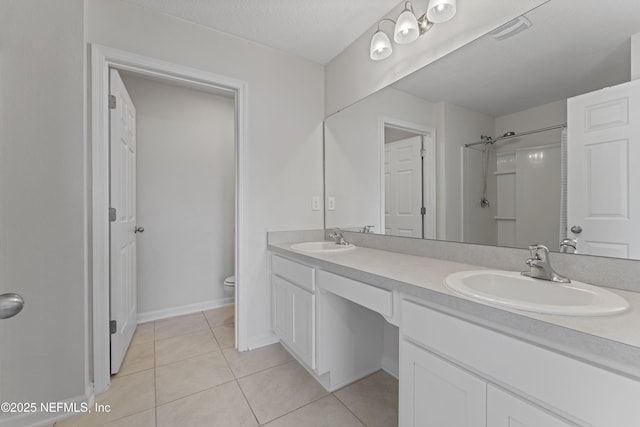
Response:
392,0,640,117
120,0,402,64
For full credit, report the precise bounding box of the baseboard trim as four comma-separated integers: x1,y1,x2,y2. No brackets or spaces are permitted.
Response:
137,297,234,323
245,332,280,350
0,384,94,427
381,355,399,379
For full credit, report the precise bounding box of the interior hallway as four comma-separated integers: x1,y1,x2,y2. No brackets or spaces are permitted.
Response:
54,305,398,426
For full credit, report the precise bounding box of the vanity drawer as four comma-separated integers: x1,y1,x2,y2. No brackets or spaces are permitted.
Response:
317,270,392,317
272,255,315,292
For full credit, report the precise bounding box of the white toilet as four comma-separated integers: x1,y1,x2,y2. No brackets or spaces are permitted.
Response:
223,275,235,299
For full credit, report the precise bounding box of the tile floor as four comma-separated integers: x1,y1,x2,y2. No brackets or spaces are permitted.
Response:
54,305,398,427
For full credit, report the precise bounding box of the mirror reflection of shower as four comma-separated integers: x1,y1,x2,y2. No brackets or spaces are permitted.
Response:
463,126,564,250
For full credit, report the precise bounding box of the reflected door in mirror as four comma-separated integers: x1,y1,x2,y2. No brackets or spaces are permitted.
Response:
567,79,640,259
385,136,423,238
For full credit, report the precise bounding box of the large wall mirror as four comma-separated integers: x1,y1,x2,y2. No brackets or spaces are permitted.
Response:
325,0,640,260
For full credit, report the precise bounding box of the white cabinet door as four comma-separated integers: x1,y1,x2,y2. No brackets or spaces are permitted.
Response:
291,284,315,368
400,340,486,427
488,385,577,427
271,273,315,369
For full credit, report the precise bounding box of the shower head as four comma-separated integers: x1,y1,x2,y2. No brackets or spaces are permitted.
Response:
480,135,495,144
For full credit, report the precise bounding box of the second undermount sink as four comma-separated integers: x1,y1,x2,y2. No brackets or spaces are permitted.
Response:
290,241,356,253
444,270,629,316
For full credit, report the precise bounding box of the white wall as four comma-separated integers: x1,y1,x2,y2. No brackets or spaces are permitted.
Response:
120,74,235,318
495,100,566,150
325,87,437,232
87,0,324,348
0,0,90,423
324,0,549,116
440,103,495,242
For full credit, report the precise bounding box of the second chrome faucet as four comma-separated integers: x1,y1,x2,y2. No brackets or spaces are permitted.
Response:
521,244,570,283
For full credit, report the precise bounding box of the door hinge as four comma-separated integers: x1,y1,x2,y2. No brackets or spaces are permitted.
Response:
420,148,426,158
108,94,116,109
109,207,116,222
421,207,426,215
110,320,117,334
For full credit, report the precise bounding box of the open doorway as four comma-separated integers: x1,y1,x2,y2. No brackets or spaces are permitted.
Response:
380,119,436,239
91,45,248,393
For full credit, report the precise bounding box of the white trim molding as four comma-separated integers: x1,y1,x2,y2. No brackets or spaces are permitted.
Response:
137,299,235,324
90,44,248,394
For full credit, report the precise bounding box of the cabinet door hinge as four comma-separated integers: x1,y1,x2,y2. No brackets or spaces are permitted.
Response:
108,94,116,109
421,207,426,215
109,207,116,222
110,320,117,334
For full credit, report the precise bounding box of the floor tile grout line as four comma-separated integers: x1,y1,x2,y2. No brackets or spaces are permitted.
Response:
155,348,224,370
154,377,237,409
233,378,261,426
203,310,224,350
256,393,331,426
332,392,369,427
230,355,297,381
112,342,155,380
152,309,239,411
153,324,158,427
154,324,213,343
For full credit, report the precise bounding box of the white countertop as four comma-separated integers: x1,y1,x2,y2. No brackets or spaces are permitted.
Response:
269,242,640,376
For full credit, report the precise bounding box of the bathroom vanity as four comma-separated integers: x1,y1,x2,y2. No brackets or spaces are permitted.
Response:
269,239,640,427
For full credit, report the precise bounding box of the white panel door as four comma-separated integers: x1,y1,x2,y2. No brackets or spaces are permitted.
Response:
110,69,138,374
487,385,577,427
400,340,486,427
385,136,423,238
567,79,640,258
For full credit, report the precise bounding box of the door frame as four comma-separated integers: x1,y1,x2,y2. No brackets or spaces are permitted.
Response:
91,44,248,393
379,117,436,238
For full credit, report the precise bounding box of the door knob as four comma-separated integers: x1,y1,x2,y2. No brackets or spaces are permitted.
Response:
135,226,145,233
570,225,582,234
0,293,25,319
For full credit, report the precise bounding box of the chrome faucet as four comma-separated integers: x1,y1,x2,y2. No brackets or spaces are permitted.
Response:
361,225,374,233
521,244,570,283
328,228,348,245
559,238,577,254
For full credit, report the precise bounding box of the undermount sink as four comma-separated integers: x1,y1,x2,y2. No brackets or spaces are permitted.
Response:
444,270,629,316
290,241,356,253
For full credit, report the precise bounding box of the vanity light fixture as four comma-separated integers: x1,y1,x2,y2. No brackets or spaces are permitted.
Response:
370,0,457,61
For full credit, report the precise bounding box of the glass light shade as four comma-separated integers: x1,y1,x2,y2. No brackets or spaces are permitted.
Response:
427,0,457,23
370,30,392,60
394,9,419,44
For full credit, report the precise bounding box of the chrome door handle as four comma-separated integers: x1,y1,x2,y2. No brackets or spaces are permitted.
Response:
134,226,144,233
570,225,582,234
0,293,25,319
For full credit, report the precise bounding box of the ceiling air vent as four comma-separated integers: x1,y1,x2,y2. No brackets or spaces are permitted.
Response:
490,16,532,41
